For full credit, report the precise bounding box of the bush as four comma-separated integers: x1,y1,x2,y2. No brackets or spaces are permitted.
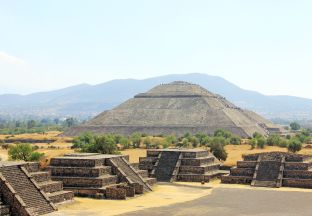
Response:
210,143,227,161
82,135,118,154
290,122,301,131
230,135,241,145
143,137,151,149
73,132,95,149
257,137,266,149
8,143,44,162
287,139,302,153
266,134,281,146
130,132,142,148
214,129,232,139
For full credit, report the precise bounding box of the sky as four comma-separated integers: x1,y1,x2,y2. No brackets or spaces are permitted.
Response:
0,1,312,98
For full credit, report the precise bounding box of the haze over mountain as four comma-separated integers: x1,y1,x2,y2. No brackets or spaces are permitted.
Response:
0,73,311,121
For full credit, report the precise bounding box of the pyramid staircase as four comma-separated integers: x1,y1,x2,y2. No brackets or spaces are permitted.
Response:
140,149,225,183
222,152,312,189
24,163,74,205
0,164,56,216
108,157,152,192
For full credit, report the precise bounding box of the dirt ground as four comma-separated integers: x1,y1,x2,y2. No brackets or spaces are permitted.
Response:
51,182,213,216
51,181,312,216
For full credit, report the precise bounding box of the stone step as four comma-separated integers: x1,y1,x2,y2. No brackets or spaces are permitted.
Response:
30,171,51,182
47,190,75,204
52,175,118,188
221,175,253,184
38,180,63,193
49,166,112,177
253,180,277,187
179,164,220,174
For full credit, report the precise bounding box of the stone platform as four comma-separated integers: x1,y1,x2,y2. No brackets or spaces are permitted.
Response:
221,152,312,188
139,149,226,182
49,153,156,199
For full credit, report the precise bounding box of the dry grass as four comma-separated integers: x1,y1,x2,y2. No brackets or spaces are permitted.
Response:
120,149,147,163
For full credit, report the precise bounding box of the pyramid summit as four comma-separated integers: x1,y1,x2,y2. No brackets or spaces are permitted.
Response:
66,81,281,137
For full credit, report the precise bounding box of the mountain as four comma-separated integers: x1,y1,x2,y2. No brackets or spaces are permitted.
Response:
0,73,312,121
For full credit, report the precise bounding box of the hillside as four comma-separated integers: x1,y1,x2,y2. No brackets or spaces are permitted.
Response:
0,73,311,121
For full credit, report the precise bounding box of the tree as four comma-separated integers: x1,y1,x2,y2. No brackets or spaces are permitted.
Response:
230,135,241,145
214,129,232,139
266,134,281,146
210,143,227,161
143,137,151,149
257,137,266,149
8,143,44,162
189,136,199,148
130,132,141,148
27,120,36,129
82,135,118,154
290,122,301,131
72,132,96,148
287,139,302,153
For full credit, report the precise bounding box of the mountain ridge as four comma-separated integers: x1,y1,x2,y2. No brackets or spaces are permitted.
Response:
0,73,311,120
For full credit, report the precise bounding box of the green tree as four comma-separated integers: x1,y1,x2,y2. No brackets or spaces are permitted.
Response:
287,139,302,153
266,134,281,146
8,143,44,162
72,132,96,148
210,143,227,161
230,135,241,145
143,137,151,149
130,132,142,148
290,122,301,131
82,135,118,154
214,129,232,139
257,137,266,149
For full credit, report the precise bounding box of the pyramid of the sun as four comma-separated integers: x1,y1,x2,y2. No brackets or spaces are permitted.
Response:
66,81,281,137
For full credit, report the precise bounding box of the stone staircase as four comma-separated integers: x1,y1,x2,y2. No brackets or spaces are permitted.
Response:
154,151,181,182
109,157,152,192
0,166,55,215
253,158,282,187
0,196,10,216
25,163,74,205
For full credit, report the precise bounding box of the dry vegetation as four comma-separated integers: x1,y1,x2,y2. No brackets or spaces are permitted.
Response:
1,132,312,168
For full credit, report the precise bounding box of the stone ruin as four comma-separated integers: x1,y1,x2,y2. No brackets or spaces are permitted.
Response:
139,149,226,182
0,161,73,216
48,153,156,200
221,152,312,188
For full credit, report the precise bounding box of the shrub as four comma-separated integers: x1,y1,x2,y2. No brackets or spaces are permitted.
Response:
82,135,118,154
130,132,142,148
290,122,301,131
257,137,266,149
266,134,281,146
287,139,302,153
73,132,95,148
143,137,151,149
8,143,44,162
230,135,241,145
210,143,227,161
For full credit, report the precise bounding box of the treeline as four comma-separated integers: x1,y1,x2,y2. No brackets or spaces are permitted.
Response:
0,117,81,134
72,129,242,161
251,129,311,152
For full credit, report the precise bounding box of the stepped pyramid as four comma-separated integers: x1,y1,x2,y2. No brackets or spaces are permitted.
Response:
66,81,281,138
139,149,226,182
221,152,312,188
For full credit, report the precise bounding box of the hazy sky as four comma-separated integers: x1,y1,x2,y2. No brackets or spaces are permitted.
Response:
0,1,312,98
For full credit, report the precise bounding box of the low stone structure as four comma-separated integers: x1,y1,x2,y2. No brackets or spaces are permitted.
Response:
221,152,312,188
139,149,226,182
48,153,156,200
